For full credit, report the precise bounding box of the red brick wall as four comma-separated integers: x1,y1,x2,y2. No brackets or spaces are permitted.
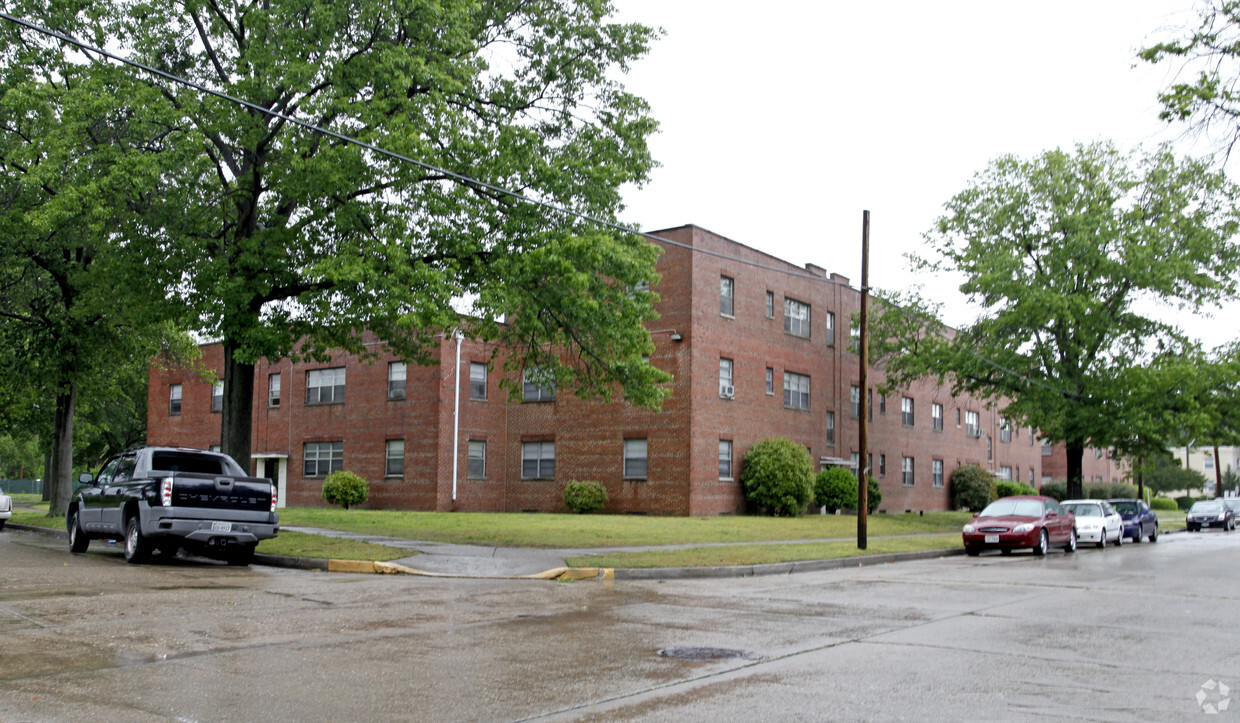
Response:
146,224,1124,515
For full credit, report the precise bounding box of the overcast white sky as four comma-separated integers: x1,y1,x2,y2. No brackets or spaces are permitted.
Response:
612,0,1236,345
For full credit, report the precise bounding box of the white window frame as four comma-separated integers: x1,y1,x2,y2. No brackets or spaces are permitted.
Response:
169,384,182,415
522,368,556,402
784,298,810,338
765,291,774,318
469,362,487,401
901,396,914,426
719,358,734,397
902,456,915,486
932,403,943,431
623,438,648,479
304,441,343,477
468,440,486,479
306,367,346,405
850,385,861,419
521,441,555,479
932,459,944,488
719,440,733,479
211,381,223,412
765,367,774,395
268,373,281,408
385,439,404,477
965,410,980,438
388,361,407,400
826,311,835,346
721,276,735,316
784,371,810,410
826,411,835,445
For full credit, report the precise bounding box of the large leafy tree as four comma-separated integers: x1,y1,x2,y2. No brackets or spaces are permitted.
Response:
7,0,671,468
871,142,1240,499
0,33,185,515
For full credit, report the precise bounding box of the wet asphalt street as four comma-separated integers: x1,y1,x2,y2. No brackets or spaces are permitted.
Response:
1,526,1238,722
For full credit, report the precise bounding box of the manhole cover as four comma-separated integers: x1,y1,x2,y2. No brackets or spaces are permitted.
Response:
656,647,751,661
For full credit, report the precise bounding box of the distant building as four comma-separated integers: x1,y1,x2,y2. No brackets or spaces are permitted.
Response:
147,225,1124,514
1174,445,1239,491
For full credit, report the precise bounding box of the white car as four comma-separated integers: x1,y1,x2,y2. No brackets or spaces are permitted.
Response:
1061,499,1123,548
0,487,11,530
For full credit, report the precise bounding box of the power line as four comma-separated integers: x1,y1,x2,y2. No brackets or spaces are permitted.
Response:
0,11,1076,400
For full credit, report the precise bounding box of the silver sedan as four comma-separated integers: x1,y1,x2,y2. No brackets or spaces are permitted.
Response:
1061,499,1124,548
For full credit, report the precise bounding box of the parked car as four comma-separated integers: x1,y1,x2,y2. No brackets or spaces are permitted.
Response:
1109,498,1158,542
67,446,279,564
1224,499,1240,524
0,487,11,530
1186,499,1235,532
1061,499,1123,548
963,495,1077,556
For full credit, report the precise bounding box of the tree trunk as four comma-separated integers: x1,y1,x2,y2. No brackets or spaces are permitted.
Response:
1065,444,1084,500
220,343,255,474
1136,455,1145,502
42,453,51,502
47,386,76,517
1213,444,1223,499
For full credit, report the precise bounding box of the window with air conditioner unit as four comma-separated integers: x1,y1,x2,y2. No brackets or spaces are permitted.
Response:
719,358,734,398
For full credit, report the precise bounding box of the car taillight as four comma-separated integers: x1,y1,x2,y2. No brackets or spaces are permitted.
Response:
271,483,277,512
160,477,173,507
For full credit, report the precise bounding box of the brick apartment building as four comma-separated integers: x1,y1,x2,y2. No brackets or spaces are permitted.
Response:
146,225,1125,515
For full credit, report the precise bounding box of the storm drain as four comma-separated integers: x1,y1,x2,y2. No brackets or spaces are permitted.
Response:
656,647,751,662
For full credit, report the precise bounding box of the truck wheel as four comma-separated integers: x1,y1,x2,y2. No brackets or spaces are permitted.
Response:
226,543,256,566
68,510,90,553
124,515,153,563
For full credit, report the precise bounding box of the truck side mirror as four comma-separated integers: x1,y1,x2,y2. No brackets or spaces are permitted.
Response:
78,472,95,484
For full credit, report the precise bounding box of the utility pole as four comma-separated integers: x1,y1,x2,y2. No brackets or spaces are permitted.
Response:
858,210,870,550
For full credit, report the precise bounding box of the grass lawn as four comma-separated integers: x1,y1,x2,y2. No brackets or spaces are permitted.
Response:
277,507,975,548
566,534,960,568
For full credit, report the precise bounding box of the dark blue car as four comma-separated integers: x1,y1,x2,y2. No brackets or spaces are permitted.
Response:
1109,499,1158,542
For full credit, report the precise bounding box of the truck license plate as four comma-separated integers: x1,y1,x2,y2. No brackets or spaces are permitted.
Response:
984,534,999,543
211,521,232,533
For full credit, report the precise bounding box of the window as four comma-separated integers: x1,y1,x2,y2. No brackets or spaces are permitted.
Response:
522,368,555,402
902,456,915,486
965,410,979,437
268,374,281,408
784,298,810,338
850,452,860,472
987,436,993,462
1042,439,1052,456
999,465,1012,481
306,367,346,405
1029,428,1035,446
826,411,835,445
1030,467,1035,484
850,385,861,419
468,441,486,478
719,358,734,397
956,408,962,428
304,441,343,477
765,367,774,395
521,441,555,479
169,384,182,415
1014,466,1020,483
388,362,407,400
719,440,733,479
826,311,836,346
901,396,914,426
999,417,1011,443
868,453,873,477
868,389,873,421
932,459,944,488
784,372,810,410
879,394,887,415
211,381,223,413
765,291,774,318
624,439,648,479
469,362,487,401
932,403,943,432
720,276,734,316
849,320,860,352
385,439,404,476
879,454,886,477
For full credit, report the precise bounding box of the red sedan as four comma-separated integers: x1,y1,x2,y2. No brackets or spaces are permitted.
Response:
962,495,1077,556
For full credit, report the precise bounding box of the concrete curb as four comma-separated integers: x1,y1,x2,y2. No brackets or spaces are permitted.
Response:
612,547,966,579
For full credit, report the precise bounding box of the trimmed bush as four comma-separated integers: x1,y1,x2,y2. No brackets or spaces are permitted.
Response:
1039,480,1068,501
740,437,814,517
996,481,1037,498
950,464,996,512
1150,497,1178,511
563,480,608,514
321,471,369,510
1175,495,1197,511
866,477,882,514
1086,482,1137,499
813,467,857,512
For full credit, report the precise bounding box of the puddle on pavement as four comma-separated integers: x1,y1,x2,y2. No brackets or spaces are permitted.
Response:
656,647,753,662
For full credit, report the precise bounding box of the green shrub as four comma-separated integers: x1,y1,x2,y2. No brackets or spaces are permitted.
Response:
1039,480,1068,501
995,481,1036,498
1175,495,1197,510
321,471,369,510
563,480,608,514
740,437,814,516
1150,497,1178,511
867,477,882,514
1085,482,1137,499
950,464,996,512
813,467,857,512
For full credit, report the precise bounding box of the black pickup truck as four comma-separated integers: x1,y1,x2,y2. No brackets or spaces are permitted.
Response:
66,446,279,565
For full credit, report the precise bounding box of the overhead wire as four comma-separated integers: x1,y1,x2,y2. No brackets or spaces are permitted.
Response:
0,10,1077,399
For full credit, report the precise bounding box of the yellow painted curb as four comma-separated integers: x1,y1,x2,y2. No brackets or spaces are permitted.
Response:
324,559,613,581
